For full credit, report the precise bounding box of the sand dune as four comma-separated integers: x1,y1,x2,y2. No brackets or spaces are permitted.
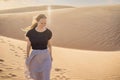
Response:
0,5,74,14
0,5,120,51
0,4,120,80
49,4,120,51
0,36,120,80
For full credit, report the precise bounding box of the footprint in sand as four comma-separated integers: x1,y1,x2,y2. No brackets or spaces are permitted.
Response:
22,50,26,52
9,49,20,58
10,48,15,51
8,73,17,77
21,49,26,54
22,50,26,54
0,74,17,78
15,54,20,57
9,48,19,54
17,46,24,50
55,68,66,75
0,69,3,72
52,68,70,80
0,75,11,78
14,51,17,53
10,49,18,54
0,59,4,62
18,46,26,53
54,68,62,72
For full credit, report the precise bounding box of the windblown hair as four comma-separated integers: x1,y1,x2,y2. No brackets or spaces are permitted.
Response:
23,14,47,32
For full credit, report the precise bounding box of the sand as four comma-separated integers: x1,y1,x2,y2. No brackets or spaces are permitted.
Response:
0,4,120,51
0,4,120,80
0,36,120,80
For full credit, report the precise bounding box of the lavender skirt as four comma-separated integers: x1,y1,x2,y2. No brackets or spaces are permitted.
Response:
25,49,52,80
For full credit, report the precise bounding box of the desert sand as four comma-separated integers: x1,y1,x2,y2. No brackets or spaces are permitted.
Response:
0,4,120,51
0,4,120,80
0,36,120,80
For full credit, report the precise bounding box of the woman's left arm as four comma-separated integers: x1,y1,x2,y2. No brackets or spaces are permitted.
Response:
47,39,53,61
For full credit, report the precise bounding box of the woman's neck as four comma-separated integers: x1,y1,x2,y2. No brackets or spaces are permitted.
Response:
36,26,46,32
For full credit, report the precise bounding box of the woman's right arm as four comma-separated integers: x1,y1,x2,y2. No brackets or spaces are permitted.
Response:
26,37,31,58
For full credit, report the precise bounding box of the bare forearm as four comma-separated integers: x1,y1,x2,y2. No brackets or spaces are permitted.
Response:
48,45,52,57
27,45,31,57
48,45,53,62
47,40,53,61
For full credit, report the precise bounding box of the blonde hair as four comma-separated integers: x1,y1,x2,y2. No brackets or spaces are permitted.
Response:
22,14,47,32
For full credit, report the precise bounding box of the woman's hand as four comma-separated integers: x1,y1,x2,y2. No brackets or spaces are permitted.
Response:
26,54,29,58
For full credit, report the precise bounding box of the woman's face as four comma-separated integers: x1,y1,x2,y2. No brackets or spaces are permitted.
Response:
37,18,47,28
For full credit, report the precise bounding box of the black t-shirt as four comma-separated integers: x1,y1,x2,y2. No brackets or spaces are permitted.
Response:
26,27,52,50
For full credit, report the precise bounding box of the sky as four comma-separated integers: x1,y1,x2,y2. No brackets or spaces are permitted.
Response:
0,0,120,10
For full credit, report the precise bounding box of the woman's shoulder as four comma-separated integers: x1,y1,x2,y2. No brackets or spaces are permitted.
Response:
27,28,34,33
25,28,34,37
46,27,52,33
46,27,52,39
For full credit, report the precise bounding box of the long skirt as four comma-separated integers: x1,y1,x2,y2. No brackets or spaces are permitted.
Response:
25,49,52,80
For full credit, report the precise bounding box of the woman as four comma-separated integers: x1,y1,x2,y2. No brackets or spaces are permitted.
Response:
25,14,53,80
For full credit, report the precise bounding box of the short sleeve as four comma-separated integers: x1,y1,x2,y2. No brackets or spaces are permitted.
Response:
25,30,30,38
48,30,52,40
